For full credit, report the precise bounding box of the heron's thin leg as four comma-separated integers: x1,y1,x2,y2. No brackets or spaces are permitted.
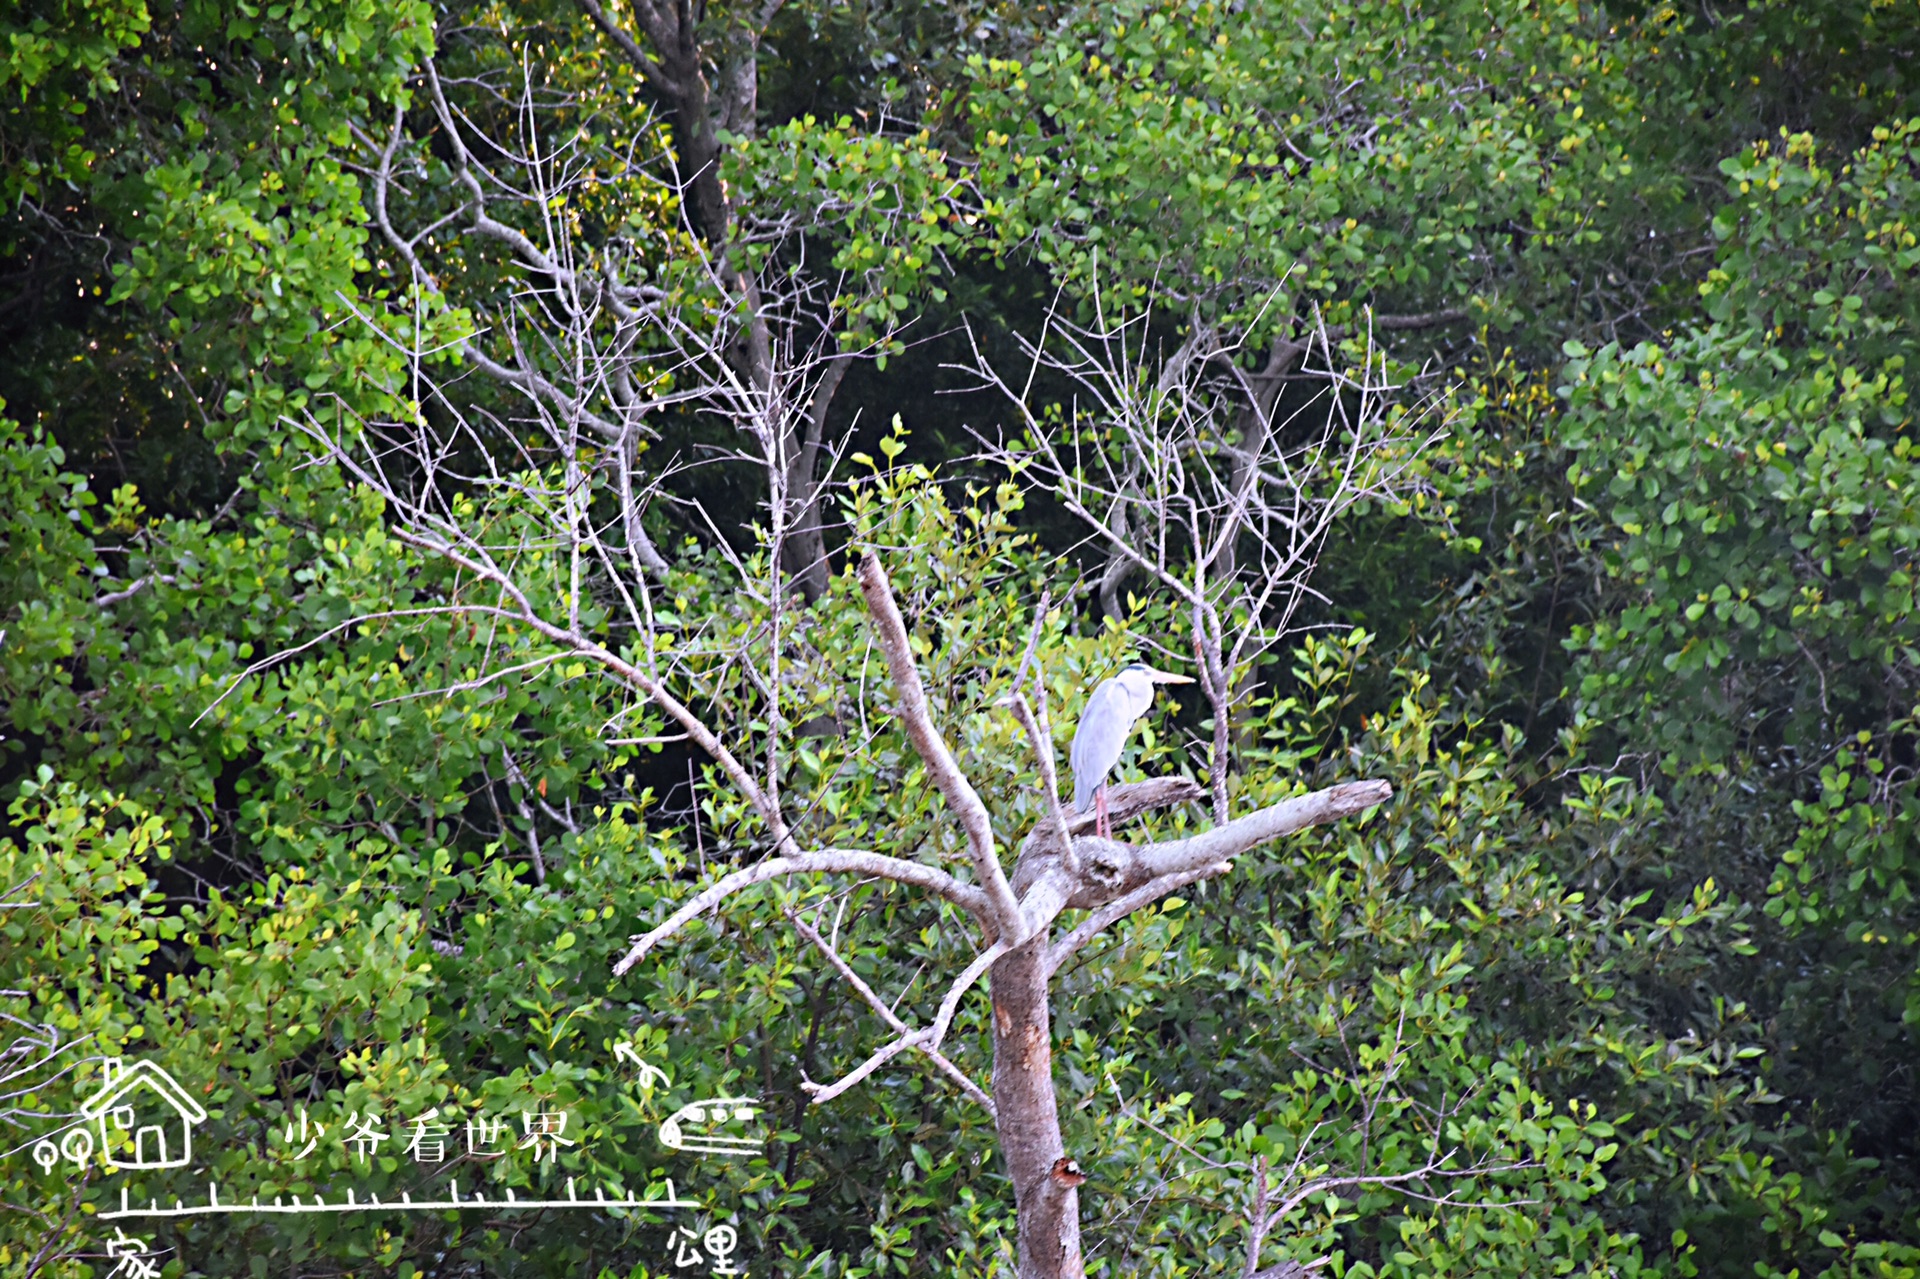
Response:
1096,786,1110,839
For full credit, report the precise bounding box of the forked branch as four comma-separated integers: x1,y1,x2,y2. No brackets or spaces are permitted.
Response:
1032,779,1393,974
787,912,997,1115
795,918,1007,1110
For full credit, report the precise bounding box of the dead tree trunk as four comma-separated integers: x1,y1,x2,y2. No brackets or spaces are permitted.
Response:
991,940,1083,1279
574,0,844,603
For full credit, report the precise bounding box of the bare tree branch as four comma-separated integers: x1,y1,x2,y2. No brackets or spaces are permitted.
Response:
94,575,177,608
1135,780,1392,882
1002,686,1074,867
856,550,1025,936
1367,306,1468,331
961,286,1450,824
1046,861,1230,977
1059,777,1208,835
613,850,989,977
794,913,1006,1109
1018,779,1390,976
787,911,996,1115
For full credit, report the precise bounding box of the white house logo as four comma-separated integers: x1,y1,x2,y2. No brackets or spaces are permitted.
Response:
82,1058,208,1170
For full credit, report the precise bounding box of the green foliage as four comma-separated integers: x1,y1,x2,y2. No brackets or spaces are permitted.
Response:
959,0,1697,341
735,122,967,348
0,0,151,215
0,0,446,525
1560,119,1920,1032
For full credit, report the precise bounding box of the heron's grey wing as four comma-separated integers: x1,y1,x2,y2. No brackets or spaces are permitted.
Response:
1070,679,1134,811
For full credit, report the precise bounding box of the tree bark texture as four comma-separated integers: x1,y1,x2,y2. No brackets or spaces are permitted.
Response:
782,357,848,601
575,0,843,602
991,939,1084,1279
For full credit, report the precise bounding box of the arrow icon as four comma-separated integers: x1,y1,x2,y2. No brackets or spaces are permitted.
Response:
612,1041,670,1089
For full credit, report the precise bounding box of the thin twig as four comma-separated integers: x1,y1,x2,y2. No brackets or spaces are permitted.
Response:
786,911,996,1115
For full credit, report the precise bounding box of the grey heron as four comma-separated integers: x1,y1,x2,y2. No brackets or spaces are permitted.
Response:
1069,662,1194,837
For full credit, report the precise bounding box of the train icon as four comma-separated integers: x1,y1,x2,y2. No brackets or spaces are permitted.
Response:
658,1097,760,1158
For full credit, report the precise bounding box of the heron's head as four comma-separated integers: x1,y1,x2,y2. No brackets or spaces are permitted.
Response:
1122,661,1195,687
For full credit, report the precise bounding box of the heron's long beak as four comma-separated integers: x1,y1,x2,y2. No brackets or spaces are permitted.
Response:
1143,667,1195,685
